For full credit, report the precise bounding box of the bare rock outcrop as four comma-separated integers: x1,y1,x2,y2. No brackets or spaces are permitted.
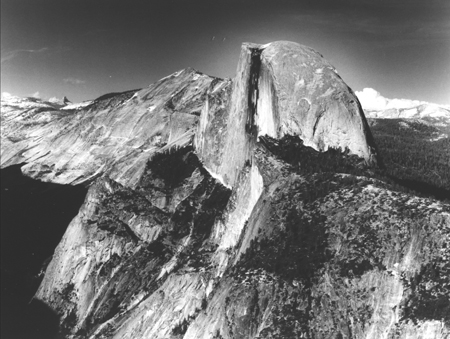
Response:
2,41,448,339
257,42,376,160
1,69,223,187
195,41,377,188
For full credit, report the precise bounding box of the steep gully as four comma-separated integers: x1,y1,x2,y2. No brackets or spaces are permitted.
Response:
246,48,262,138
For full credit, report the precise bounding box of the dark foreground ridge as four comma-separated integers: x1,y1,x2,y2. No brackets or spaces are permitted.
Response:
1,165,88,338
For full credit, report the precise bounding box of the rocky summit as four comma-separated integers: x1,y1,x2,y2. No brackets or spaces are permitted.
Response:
1,41,449,339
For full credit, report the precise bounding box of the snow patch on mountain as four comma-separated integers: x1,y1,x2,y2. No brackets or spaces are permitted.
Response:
61,100,93,110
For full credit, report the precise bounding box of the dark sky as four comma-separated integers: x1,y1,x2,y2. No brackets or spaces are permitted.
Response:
1,0,449,104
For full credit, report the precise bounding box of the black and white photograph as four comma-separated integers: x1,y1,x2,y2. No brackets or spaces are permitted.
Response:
1,0,449,338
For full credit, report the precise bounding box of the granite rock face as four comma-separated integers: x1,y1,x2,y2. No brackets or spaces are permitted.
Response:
257,42,376,160
2,41,448,339
1,68,223,187
195,41,377,188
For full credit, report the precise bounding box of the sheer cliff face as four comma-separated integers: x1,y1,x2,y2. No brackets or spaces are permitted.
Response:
1,41,449,339
258,42,376,160
194,41,377,188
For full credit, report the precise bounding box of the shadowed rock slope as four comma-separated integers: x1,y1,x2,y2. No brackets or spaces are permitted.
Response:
1,41,448,339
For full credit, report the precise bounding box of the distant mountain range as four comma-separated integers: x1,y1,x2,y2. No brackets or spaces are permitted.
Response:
356,88,450,135
1,92,91,111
